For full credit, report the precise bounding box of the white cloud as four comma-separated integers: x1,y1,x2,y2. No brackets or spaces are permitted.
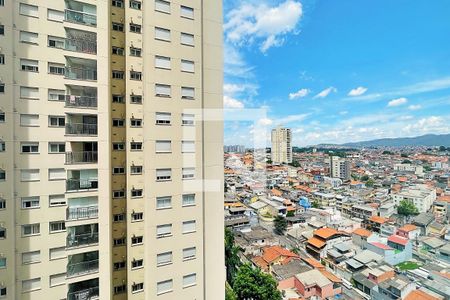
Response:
289,88,310,100
224,0,303,53
258,118,273,126
314,87,337,99
387,97,408,107
224,96,245,109
276,113,310,124
408,104,422,110
224,83,259,97
348,86,368,96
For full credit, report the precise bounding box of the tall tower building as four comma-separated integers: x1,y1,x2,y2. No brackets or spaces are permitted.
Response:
329,156,351,181
271,127,292,164
0,0,224,299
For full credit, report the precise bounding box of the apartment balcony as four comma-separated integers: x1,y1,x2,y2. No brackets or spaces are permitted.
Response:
67,224,99,248
66,206,98,220
66,151,98,164
66,123,97,136
65,95,97,108
66,169,98,192
67,251,99,278
65,57,97,81
68,279,99,300
65,0,97,27
65,28,97,54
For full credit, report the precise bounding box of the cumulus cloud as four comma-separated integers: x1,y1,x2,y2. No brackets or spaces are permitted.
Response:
387,97,408,107
224,0,303,53
314,87,337,99
408,104,422,110
348,86,368,96
289,88,310,100
224,96,245,109
258,118,273,126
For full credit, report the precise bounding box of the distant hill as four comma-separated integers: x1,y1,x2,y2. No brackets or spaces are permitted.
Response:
340,134,450,147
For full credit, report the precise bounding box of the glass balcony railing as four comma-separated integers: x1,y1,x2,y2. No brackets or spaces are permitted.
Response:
65,9,97,26
66,123,98,136
66,206,98,220
65,38,97,55
65,95,97,108
67,259,99,277
65,66,97,81
67,286,99,300
66,151,98,164
67,231,99,248
66,178,98,192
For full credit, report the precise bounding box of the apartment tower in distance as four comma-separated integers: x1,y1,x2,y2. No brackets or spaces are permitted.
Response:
329,156,351,181
271,126,292,164
0,0,224,299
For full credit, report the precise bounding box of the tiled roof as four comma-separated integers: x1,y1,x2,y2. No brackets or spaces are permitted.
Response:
398,224,418,232
353,228,372,237
307,237,326,249
314,227,338,239
404,290,440,300
369,215,388,224
370,242,393,250
388,235,409,246
262,246,298,263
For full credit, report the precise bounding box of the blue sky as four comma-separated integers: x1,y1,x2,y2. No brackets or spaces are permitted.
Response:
223,0,450,147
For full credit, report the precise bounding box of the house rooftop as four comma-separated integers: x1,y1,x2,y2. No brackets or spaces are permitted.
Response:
295,269,332,288
399,224,418,232
353,228,372,237
388,235,409,246
370,242,393,250
314,227,339,239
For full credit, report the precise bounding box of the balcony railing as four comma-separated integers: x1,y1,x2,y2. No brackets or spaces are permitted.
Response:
67,232,99,248
67,206,98,220
66,123,98,136
68,286,99,300
66,178,98,192
65,95,98,108
66,151,98,164
65,38,97,55
65,66,97,81
65,9,97,26
67,259,99,278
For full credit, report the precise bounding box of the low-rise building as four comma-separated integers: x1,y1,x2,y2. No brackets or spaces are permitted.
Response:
392,184,436,213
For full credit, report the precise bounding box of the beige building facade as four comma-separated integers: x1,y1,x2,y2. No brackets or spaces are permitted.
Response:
0,0,224,299
271,127,292,165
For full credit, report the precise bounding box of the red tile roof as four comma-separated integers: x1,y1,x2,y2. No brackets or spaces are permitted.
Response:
314,227,339,239
388,235,409,246
404,290,440,300
370,242,393,250
398,224,418,232
369,216,388,224
307,237,326,248
353,228,372,238
261,246,298,264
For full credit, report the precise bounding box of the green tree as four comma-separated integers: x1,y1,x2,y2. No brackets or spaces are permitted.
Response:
286,210,295,217
366,179,375,187
401,153,409,158
312,201,320,208
233,264,282,300
402,159,412,164
226,283,237,300
289,160,300,167
397,200,419,217
439,146,446,152
383,150,393,155
225,228,241,285
361,175,370,182
273,215,287,235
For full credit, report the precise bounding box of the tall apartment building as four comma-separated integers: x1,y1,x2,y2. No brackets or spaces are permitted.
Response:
392,184,436,213
271,127,292,164
329,156,351,181
0,0,224,299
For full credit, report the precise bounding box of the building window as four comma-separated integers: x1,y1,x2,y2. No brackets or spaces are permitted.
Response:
113,190,125,198
0,227,5,239
112,167,125,174
112,70,124,79
112,94,124,103
182,220,196,234
20,114,39,126
131,235,143,245
0,54,3,65
114,284,126,295
130,118,142,127
49,116,65,127
20,169,40,182
156,196,171,209
155,84,171,97
131,259,143,269
155,112,171,125
113,238,126,247
22,250,41,264
49,273,66,287
130,142,142,151
112,22,124,32
130,94,142,104
48,63,65,75
156,251,172,266
182,194,196,207
112,119,125,127
130,165,142,174
49,246,66,260
20,86,39,99
48,142,65,153
0,198,5,209
156,169,171,181
182,113,195,126
182,141,195,153
21,58,39,72
21,196,40,209
131,212,143,221
130,0,141,10
0,141,5,152
182,167,195,180
131,189,143,198
155,0,170,13
112,142,125,151
48,35,65,48
0,25,4,35
181,60,195,73
47,9,64,22
180,5,194,19
132,282,144,293
48,89,65,101
0,169,5,181
0,287,6,298
0,258,5,269
113,213,125,222
155,27,170,41
49,221,66,233
22,278,41,293
112,46,124,56
112,0,124,8
130,47,142,57
183,247,196,261
21,142,39,153
155,140,171,153
181,32,194,46
156,224,172,238
155,55,171,69
0,84,4,93
113,261,126,271
130,71,142,81
48,168,65,181
129,23,141,33
181,87,195,99
19,3,38,17
49,194,66,207
0,0,4,6
157,279,173,295
22,224,40,237
183,273,197,288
